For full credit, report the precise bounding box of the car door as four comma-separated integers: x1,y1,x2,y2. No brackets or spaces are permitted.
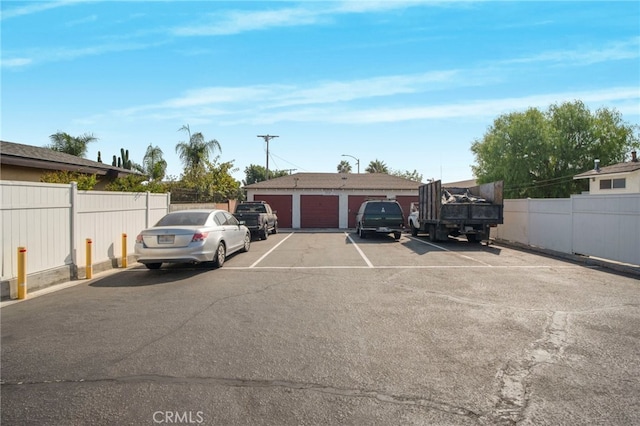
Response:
221,211,244,253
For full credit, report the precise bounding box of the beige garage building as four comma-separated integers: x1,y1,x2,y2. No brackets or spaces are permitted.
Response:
244,173,421,229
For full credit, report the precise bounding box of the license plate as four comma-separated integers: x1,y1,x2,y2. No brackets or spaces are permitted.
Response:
377,227,390,232
158,235,174,244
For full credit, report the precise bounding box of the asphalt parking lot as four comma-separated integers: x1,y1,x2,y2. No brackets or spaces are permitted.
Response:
2,231,639,425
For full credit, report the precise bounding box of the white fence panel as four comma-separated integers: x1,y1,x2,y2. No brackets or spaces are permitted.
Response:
1,181,170,297
496,199,529,243
572,194,640,266
1,182,71,280
528,199,573,254
497,194,640,266
75,191,156,268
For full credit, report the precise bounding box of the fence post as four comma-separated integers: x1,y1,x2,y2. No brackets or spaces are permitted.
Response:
70,182,78,279
146,191,151,228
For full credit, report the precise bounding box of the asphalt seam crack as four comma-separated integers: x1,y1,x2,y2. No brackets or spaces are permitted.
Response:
1,374,481,420
483,311,569,425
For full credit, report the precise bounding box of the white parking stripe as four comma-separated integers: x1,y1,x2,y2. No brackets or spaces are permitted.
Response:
345,232,374,268
249,232,295,268
407,236,493,267
224,265,579,270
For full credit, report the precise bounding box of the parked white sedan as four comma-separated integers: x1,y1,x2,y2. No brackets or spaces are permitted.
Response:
134,209,250,270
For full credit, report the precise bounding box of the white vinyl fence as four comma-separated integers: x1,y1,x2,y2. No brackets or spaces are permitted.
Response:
1,181,170,298
495,194,640,266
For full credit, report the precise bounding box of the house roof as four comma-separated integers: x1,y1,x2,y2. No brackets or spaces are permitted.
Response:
0,140,140,178
244,172,422,190
574,159,640,179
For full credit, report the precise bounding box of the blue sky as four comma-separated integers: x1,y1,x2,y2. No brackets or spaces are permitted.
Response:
2,1,639,184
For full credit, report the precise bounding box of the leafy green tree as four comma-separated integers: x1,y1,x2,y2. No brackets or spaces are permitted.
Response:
243,164,289,185
40,171,98,190
181,156,241,201
471,101,639,198
47,132,97,157
365,159,389,174
337,160,352,173
391,169,423,182
142,144,167,181
175,124,221,176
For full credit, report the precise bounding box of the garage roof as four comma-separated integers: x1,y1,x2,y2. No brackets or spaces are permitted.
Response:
245,172,422,190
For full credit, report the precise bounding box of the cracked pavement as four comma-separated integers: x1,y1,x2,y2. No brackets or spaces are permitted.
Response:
2,232,639,425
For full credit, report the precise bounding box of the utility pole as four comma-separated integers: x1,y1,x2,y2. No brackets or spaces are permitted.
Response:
257,135,279,180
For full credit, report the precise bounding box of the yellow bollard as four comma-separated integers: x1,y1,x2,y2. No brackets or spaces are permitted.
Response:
86,238,93,279
121,233,128,268
17,247,27,299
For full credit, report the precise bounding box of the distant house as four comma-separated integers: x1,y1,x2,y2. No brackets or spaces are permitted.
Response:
0,140,140,190
573,151,640,194
244,172,421,229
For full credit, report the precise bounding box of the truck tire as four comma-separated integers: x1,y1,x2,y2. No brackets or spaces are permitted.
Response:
411,222,418,236
394,231,401,240
358,225,367,239
261,224,268,240
271,221,278,234
466,233,481,243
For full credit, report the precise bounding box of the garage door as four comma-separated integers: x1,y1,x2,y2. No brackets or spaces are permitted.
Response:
301,195,339,228
347,195,385,228
254,195,293,228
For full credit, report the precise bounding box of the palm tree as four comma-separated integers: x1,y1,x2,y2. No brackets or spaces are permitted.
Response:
337,160,352,173
175,124,221,172
48,132,97,157
365,159,389,174
143,144,167,181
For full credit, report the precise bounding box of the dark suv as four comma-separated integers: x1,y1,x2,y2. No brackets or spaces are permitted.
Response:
355,199,405,240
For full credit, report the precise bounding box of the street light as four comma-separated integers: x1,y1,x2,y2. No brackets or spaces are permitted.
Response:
341,154,360,174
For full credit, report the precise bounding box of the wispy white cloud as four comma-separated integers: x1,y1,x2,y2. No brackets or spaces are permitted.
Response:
503,37,640,66
99,62,638,126
0,0,87,20
169,1,434,37
1,58,33,68
65,14,98,27
171,7,326,36
1,40,167,69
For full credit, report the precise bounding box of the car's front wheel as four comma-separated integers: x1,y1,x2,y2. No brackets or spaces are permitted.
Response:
214,242,226,268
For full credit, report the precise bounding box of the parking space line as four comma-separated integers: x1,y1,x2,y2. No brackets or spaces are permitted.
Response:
249,232,295,268
225,265,579,270
345,232,374,268
407,236,493,267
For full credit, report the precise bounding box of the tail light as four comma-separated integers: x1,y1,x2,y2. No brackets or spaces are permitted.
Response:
192,232,209,242
136,234,144,243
